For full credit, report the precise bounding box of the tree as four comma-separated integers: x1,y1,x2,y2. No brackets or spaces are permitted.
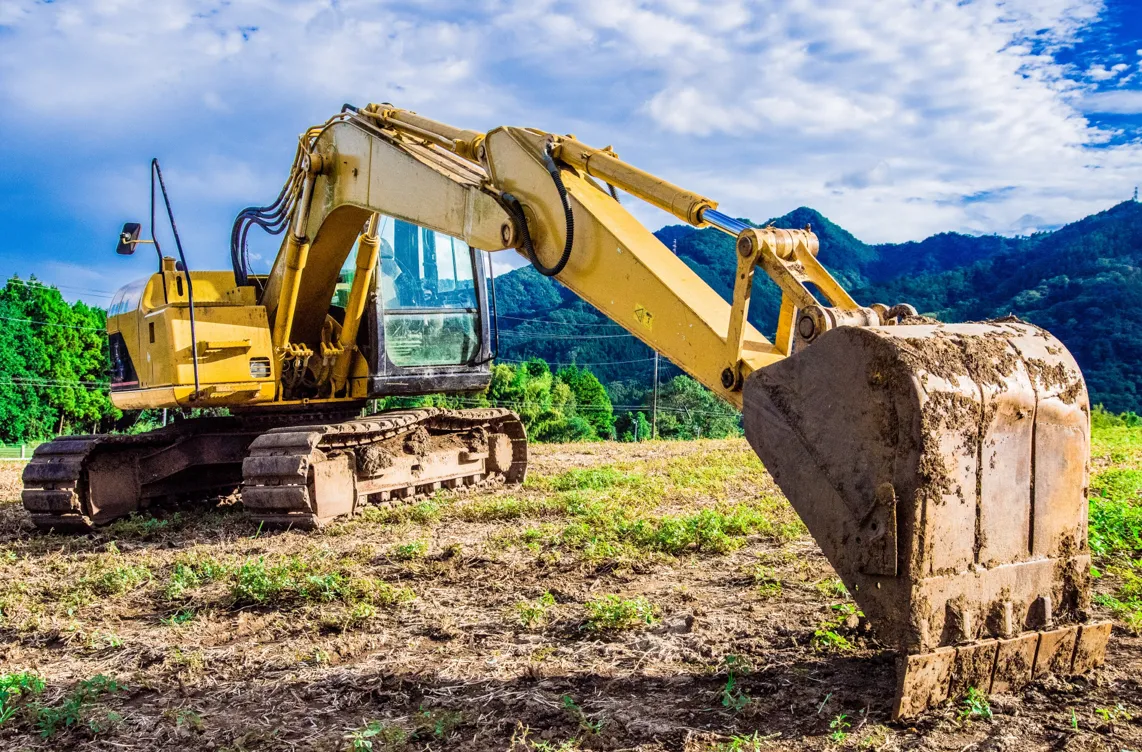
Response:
654,376,742,440
616,411,651,442
0,277,120,442
556,365,615,439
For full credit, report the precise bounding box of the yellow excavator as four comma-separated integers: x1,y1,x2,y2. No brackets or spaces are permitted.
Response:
22,104,1109,717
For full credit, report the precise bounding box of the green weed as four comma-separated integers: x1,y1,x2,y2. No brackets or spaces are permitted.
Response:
87,710,122,734
345,720,407,751
814,577,848,599
390,540,428,561
231,557,414,609
561,695,604,734
1089,473,1142,556
555,498,793,561
663,451,766,493
107,513,181,539
1094,702,1132,725
713,732,772,751
164,554,230,600
959,687,992,722
584,595,657,631
829,713,851,743
160,608,196,626
533,466,651,493
35,675,122,738
84,630,122,649
752,565,782,600
0,672,44,726
413,708,464,739
174,708,204,732
811,603,859,652
515,592,557,628
720,656,750,713
811,628,854,652
1094,589,1142,631
459,496,558,522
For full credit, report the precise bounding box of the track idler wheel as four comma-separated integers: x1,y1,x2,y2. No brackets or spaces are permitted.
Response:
741,320,1110,717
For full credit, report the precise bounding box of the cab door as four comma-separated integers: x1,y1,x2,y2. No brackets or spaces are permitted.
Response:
367,215,493,395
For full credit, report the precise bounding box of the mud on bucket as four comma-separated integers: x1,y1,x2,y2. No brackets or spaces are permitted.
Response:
740,320,1111,718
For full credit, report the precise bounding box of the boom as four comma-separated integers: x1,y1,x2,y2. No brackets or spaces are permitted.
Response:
253,104,889,408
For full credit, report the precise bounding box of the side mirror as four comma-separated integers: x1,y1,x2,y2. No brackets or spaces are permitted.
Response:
116,222,142,255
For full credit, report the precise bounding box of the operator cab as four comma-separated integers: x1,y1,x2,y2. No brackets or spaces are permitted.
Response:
333,215,494,397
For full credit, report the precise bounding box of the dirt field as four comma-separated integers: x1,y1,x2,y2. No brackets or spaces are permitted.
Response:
0,441,1139,751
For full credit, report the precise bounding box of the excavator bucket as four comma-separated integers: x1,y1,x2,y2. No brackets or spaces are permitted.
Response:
742,320,1111,718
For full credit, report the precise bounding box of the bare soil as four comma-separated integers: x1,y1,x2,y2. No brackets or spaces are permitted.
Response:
0,441,1138,751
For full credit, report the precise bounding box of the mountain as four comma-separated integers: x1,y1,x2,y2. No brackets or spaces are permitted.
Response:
858,201,1142,412
493,201,1142,413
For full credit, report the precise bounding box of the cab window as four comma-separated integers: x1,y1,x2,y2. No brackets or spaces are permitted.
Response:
375,216,479,367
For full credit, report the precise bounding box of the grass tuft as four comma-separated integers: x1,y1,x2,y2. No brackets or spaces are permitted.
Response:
230,556,413,608
390,540,428,561
515,592,557,628
0,672,44,727
584,594,657,631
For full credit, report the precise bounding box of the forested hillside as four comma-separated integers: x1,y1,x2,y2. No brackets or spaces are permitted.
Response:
859,201,1142,412
496,200,1142,413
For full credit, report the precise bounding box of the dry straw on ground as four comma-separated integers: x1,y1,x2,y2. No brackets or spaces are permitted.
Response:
0,440,1136,751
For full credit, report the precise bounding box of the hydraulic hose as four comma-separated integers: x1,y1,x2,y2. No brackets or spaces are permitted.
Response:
504,140,574,277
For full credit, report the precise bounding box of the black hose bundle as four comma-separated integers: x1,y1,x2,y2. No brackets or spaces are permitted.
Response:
229,167,301,288
503,140,574,277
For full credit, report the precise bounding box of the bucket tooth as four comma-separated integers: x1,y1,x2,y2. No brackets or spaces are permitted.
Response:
949,641,998,698
1033,626,1078,678
1072,622,1113,674
894,648,955,719
991,632,1039,694
742,320,1105,716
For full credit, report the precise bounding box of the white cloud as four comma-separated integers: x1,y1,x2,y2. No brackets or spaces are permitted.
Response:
0,0,1139,291
1082,89,1142,113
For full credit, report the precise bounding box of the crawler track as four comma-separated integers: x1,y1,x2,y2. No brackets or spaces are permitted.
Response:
241,407,527,529
22,408,526,532
21,418,258,532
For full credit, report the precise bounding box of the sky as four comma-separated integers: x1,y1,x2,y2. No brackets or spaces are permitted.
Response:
1,0,1141,304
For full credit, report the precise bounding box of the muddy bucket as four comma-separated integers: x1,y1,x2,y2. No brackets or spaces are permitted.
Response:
741,320,1111,717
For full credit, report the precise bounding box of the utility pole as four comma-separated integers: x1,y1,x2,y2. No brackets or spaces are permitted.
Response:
651,350,660,439
1134,186,1138,202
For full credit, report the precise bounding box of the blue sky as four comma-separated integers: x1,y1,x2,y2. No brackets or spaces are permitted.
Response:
1,0,1141,305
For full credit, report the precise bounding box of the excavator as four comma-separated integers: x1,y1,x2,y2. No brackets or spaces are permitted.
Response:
22,104,1109,717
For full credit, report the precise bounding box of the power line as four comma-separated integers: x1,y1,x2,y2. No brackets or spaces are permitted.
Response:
0,375,740,418
3,277,116,299
7,376,110,387
0,314,106,332
1,379,110,392
500,356,656,367
499,330,635,340
498,314,625,328
442,395,737,419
